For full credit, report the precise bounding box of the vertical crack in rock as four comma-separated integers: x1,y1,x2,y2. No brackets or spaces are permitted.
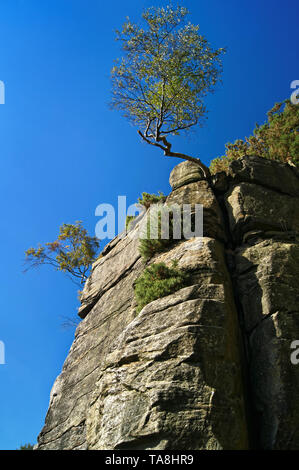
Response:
211,170,259,449
36,156,299,450
222,156,299,450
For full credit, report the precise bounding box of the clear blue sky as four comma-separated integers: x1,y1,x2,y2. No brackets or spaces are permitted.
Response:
0,0,297,449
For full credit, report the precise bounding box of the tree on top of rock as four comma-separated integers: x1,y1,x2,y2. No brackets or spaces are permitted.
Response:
110,5,225,178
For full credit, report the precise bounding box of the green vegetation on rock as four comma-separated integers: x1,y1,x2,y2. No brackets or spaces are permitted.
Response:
17,443,34,450
134,261,189,313
139,205,180,260
210,100,299,174
137,191,166,210
125,215,137,231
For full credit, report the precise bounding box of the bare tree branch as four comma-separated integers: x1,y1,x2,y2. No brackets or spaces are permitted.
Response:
138,129,210,177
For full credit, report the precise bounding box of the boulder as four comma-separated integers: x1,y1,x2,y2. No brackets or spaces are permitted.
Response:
169,160,204,190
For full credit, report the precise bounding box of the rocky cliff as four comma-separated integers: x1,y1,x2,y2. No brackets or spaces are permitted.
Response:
36,156,299,450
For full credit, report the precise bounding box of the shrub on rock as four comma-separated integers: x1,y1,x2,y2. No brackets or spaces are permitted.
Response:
134,261,189,313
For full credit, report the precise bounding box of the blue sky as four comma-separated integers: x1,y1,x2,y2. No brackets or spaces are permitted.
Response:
0,0,298,449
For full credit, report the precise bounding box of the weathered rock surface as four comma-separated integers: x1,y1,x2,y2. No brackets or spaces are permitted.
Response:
166,179,226,242
227,155,299,197
225,157,299,449
169,160,204,190
234,240,299,449
86,238,248,450
37,156,299,450
226,182,299,244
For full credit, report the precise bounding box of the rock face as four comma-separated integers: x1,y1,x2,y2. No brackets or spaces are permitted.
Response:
37,156,299,450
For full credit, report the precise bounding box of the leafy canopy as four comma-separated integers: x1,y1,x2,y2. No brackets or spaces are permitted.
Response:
210,100,299,174
111,5,225,175
134,261,189,313
25,221,100,285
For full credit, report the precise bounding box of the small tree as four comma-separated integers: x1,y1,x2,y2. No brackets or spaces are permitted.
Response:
25,221,100,286
111,5,225,177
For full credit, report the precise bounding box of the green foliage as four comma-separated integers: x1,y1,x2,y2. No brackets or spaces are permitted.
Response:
25,221,100,285
134,261,189,312
137,191,166,210
111,5,225,145
210,100,299,174
125,214,137,231
139,204,179,260
126,193,166,233
17,443,34,450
